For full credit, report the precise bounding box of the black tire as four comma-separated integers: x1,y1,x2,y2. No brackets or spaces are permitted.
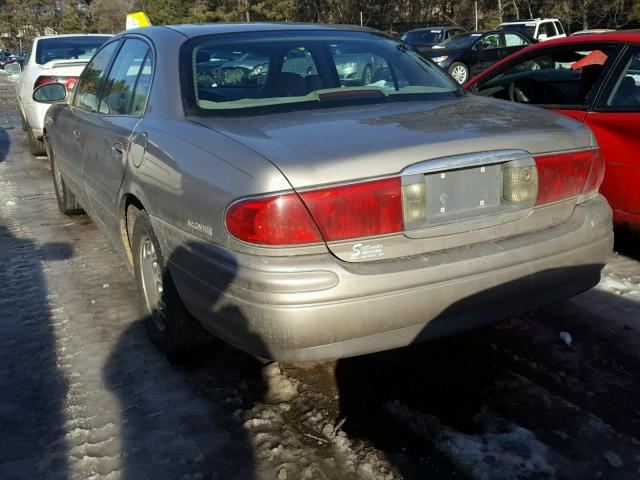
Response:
48,146,84,216
447,62,469,85
132,211,213,353
28,127,46,156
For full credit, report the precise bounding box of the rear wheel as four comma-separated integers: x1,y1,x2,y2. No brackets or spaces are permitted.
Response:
28,127,46,156
448,62,469,84
48,145,84,215
132,211,213,353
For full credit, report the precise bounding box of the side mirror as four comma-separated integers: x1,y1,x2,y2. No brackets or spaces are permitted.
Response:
33,83,67,103
4,63,21,75
537,33,548,41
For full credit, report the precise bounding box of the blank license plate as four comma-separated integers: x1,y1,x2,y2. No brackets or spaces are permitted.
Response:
425,164,501,225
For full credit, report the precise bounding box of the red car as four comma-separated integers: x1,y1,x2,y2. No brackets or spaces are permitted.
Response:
465,32,640,231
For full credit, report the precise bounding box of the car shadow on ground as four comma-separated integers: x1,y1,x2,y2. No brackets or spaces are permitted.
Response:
102,242,269,479
614,229,640,262
0,127,10,162
0,223,73,478
334,268,640,479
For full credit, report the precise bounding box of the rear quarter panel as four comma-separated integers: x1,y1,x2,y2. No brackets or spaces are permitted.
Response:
584,111,640,224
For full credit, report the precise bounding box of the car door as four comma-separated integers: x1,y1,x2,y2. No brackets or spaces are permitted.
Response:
586,45,640,224
56,39,121,197
81,37,154,237
470,33,503,76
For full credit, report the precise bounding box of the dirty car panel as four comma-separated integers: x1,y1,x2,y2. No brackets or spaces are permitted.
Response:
40,23,612,361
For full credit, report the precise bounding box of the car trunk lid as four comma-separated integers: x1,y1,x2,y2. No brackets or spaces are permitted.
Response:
197,95,597,261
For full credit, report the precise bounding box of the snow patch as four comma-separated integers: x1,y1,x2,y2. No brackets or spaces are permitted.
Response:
387,401,555,480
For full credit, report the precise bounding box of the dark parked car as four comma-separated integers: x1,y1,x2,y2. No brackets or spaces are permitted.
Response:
429,30,533,84
401,27,466,52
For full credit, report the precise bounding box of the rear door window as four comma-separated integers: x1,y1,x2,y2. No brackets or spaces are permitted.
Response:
99,39,152,116
504,33,527,47
73,41,120,113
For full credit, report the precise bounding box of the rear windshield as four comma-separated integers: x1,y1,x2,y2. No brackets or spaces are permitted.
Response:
180,30,462,116
497,24,536,38
35,36,109,65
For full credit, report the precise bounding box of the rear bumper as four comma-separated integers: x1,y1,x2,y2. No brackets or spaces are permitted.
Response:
162,196,613,362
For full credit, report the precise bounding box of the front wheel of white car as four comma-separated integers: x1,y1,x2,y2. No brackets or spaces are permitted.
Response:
448,62,469,85
132,210,213,353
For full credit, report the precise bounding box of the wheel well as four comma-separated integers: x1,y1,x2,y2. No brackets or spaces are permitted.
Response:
121,194,145,266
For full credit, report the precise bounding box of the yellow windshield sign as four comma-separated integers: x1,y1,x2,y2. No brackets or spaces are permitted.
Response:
126,12,152,30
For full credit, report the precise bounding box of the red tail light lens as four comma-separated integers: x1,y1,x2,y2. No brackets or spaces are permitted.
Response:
226,177,403,246
34,76,57,89
34,75,78,92
534,150,600,205
226,192,322,245
299,177,402,241
580,149,605,202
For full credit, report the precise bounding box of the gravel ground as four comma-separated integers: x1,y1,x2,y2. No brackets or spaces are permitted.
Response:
1,72,640,480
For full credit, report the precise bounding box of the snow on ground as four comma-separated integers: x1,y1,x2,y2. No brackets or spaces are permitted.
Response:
387,401,554,480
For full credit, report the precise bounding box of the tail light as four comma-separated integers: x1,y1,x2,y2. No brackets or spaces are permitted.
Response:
34,75,78,92
226,178,402,245
225,193,322,245
300,178,402,241
534,149,604,205
226,149,604,246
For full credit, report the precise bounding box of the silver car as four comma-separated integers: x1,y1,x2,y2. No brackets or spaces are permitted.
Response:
35,24,612,362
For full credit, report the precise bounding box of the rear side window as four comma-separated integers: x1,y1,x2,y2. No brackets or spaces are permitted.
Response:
504,33,527,46
74,41,120,113
99,39,153,116
35,36,109,65
555,22,565,35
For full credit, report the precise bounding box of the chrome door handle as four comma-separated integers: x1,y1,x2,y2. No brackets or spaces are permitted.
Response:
112,143,123,160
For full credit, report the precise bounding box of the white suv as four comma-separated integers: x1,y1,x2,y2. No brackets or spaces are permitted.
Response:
497,18,567,42
15,34,111,155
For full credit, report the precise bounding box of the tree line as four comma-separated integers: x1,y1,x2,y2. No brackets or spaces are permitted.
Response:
1,0,639,51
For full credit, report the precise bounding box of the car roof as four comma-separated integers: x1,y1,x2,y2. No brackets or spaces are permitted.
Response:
405,27,463,32
465,30,640,87
33,33,112,41
144,22,382,38
499,18,557,24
